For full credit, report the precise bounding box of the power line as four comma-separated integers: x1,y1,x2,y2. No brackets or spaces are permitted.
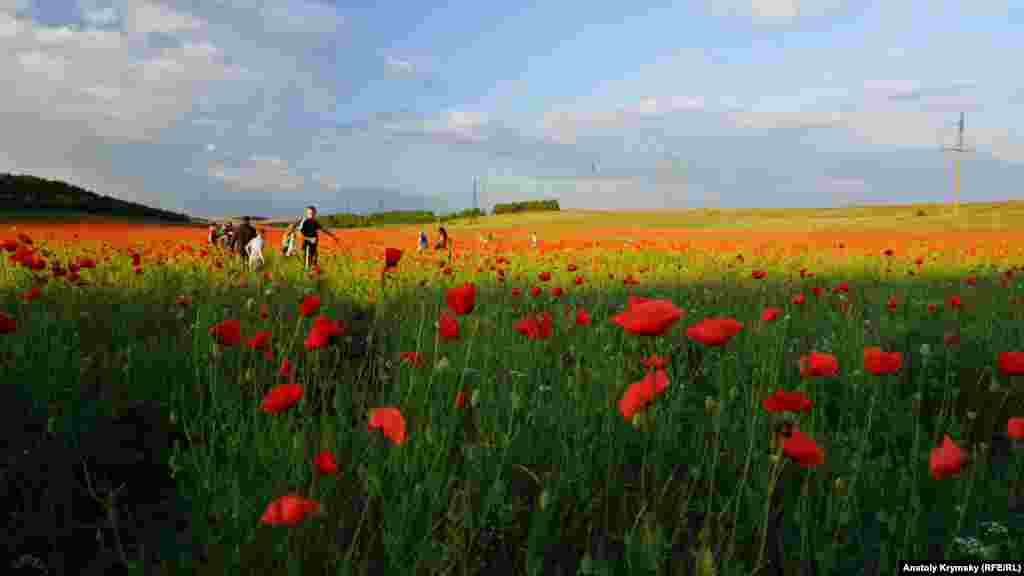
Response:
941,112,973,218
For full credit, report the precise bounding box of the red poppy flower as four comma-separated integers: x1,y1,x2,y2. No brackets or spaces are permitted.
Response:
259,494,321,526
259,303,270,320
832,282,849,294
550,287,564,298
538,271,551,282
399,351,424,367
313,452,340,475
686,317,744,347
455,386,470,410
927,303,939,314
368,407,407,445
783,429,825,468
515,311,554,340
619,369,670,421
305,315,345,351
762,389,814,414
299,294,321,317
438,312,460,340
610,299,685,337
752,270,767,279
279,358,294,379
643,355,669,370
1007,418,1024,440
929,435,966,480
260,383,303,414
0,312,16,334
761,307,782,322
511,288,522,297
574,308,592,326
799,352,839,378
446,283,476,315
791,293,806,305
574,275,584,285
384,247,403,269
567,263,577,272
210,319,242,347
947,295,962,309
864,347,902,375
247,330,273,352
1007,416,1024,438
21,286,41,302
811,286,824,298
530,286,542,298
886,297,898,312
965,275,977,286
998,352,1024,376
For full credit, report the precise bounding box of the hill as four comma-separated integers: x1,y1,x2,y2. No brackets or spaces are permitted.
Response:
0,173,195,223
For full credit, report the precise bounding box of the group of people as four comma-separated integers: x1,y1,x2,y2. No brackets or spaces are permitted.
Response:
206,207,537,272
208,216,265,270
207,206,338,271
418,226,449,252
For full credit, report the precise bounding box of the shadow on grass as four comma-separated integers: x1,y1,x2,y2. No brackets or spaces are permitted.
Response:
3,262,1024,575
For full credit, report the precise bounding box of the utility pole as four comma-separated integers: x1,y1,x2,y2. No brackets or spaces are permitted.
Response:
942,112,973,219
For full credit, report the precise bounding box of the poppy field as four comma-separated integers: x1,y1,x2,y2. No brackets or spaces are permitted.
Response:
3,214,1024,575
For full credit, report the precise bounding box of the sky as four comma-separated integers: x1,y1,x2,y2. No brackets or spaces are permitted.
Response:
1,0,1022,218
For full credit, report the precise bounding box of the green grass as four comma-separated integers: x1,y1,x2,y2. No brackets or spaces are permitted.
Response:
3,219,1024,575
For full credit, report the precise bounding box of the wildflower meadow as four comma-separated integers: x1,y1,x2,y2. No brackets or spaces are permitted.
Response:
3,213,1024,575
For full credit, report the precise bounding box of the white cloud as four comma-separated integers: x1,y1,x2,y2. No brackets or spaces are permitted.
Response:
862,79,922,101
82,6,119,27
818,176,870,205
539,95,706,145
709,0,845,22
727,111,844,130
386,55,415,75
210,155,305,191
0,0,30,15
258,1,343,35
312,172,340,192
123,1,203,36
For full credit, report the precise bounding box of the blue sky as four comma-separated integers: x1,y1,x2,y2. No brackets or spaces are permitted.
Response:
1,0,1022,218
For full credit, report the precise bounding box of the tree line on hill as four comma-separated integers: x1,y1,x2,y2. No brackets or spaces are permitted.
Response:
0,173,193,222
269,200,561,228
0,171,561,227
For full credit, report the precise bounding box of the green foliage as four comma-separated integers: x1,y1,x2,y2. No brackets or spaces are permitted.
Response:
0,173,193,222
440,208,485,222
492,199,561,215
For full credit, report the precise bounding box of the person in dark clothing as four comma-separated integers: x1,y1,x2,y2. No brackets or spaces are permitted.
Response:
233,216,258,258
287,206,339,270
435,226,448,250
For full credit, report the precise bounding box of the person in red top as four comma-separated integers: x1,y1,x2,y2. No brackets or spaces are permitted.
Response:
286,206,338,270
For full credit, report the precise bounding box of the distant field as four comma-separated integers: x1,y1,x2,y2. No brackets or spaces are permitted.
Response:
452,200,1024,234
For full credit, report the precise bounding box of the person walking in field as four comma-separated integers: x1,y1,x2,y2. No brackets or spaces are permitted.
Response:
234,216,258,260
208,223,219,245
287,206,339,271
246,227,265,271
281,225,297,257
418,230,429,252
435,226,448,251
221,222,235,250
